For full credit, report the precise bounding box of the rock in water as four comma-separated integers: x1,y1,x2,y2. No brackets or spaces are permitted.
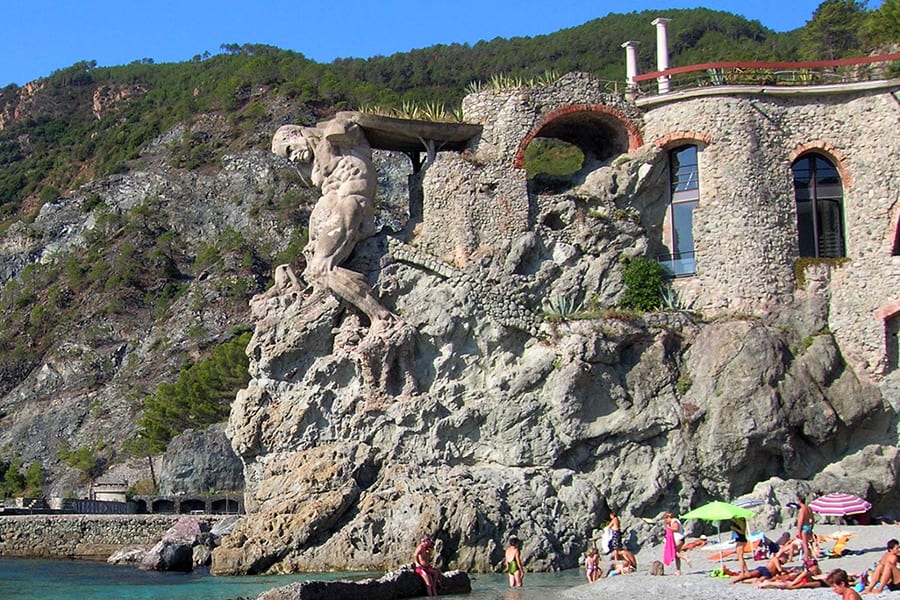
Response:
256,568,471,600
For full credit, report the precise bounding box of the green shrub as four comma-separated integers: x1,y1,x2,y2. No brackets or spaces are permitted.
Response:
619,257,666,311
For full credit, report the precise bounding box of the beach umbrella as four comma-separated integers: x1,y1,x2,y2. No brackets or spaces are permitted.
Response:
731,496,765,509
809,493,872,516
681,501,755,571
681,501,755,521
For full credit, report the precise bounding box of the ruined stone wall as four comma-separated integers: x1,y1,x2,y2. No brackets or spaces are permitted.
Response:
415,73,643,265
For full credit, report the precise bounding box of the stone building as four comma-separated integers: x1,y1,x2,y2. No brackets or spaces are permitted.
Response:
415,28,900,386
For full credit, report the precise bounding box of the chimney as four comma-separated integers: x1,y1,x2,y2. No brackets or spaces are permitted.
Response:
651,18,671,94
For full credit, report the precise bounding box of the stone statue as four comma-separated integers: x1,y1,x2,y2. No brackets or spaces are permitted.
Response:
271,113,393,327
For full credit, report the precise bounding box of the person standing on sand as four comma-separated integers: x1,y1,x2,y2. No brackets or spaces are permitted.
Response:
505,536,524,588
609,510,625,561
584,547,601,582
828,568,863,600
797,494,815,561
413,535,441,597
730,515,749,574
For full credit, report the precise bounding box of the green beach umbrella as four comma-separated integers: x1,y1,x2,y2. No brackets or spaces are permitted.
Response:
681,501,754,521
681,501,755,572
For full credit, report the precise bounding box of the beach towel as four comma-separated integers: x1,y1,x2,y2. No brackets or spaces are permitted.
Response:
663,527,676,565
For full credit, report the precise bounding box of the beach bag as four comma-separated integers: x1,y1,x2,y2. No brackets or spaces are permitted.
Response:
650,560,665,576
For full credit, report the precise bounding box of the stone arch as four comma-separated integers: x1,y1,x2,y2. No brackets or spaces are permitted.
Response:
652,130,713,150
790,141,853,190
513,103,643,169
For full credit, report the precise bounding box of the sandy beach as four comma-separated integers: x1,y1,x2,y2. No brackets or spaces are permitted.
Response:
561,524,900,599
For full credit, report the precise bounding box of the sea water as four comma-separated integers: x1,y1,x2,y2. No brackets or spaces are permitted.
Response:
0,557,584,600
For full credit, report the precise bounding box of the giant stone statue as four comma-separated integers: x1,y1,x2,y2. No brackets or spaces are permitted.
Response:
268,113,417,399
271,112,394,328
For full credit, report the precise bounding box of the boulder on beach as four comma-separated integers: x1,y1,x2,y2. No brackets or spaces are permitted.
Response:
139,516,211,572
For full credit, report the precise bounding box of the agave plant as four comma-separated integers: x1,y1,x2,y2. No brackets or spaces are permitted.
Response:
465,80,486,95
546,295,583,318
530,70,561,87
420,102,448,122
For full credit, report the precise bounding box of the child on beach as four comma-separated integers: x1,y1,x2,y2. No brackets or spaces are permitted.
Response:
584,547,601,582
505,536,524,588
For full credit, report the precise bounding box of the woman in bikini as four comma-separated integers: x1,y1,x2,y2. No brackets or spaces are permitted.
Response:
505,536,525,587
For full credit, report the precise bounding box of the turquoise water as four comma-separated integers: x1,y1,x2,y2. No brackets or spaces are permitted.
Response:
0,557,584,600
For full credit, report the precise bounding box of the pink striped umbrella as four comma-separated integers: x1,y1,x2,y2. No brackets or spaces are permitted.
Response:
809,493,872,516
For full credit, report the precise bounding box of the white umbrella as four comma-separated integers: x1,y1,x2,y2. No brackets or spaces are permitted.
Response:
731,496,765,509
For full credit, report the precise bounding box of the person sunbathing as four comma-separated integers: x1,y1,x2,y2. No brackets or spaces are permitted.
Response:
863,539,900,594
681,535,708,551
730,554,787,584
757,559,827,589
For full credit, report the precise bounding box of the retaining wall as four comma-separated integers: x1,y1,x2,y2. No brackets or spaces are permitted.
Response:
0,514,225,560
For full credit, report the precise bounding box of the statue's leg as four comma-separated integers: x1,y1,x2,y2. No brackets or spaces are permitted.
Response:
325,266,394,324
303,192,392,326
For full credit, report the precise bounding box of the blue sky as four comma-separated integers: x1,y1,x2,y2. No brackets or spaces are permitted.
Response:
0,0,880,87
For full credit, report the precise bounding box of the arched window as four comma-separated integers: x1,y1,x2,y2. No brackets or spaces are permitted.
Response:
792,153,845,258
661,144,698,276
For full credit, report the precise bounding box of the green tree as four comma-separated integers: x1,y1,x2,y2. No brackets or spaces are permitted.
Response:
800,0,867,59
24,461,44,495
4,456,26,496
136,330,252,452
861,0,900,47
57,443,107,485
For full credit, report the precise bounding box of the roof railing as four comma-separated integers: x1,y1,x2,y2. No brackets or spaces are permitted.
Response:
632,53,900,96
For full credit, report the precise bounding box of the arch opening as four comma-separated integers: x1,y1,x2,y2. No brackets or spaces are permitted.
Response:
519,107,636,194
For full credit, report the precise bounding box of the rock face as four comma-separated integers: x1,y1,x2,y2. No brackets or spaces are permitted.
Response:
213,77,899,575
158,423,244,495
213,168,891,577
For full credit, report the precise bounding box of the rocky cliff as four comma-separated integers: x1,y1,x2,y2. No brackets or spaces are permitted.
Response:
211,139,896,575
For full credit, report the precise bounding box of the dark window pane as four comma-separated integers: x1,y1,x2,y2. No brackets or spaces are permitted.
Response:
796,199,816,257
817,198,845,258
671,145,698,193
792,153,845,258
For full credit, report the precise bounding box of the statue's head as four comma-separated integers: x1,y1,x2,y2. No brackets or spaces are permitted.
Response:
272,125,316,163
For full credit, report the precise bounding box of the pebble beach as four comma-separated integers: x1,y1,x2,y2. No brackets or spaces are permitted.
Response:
560,524,899,600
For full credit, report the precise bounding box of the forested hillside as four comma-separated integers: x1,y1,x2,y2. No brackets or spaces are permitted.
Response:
0,1,896,497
